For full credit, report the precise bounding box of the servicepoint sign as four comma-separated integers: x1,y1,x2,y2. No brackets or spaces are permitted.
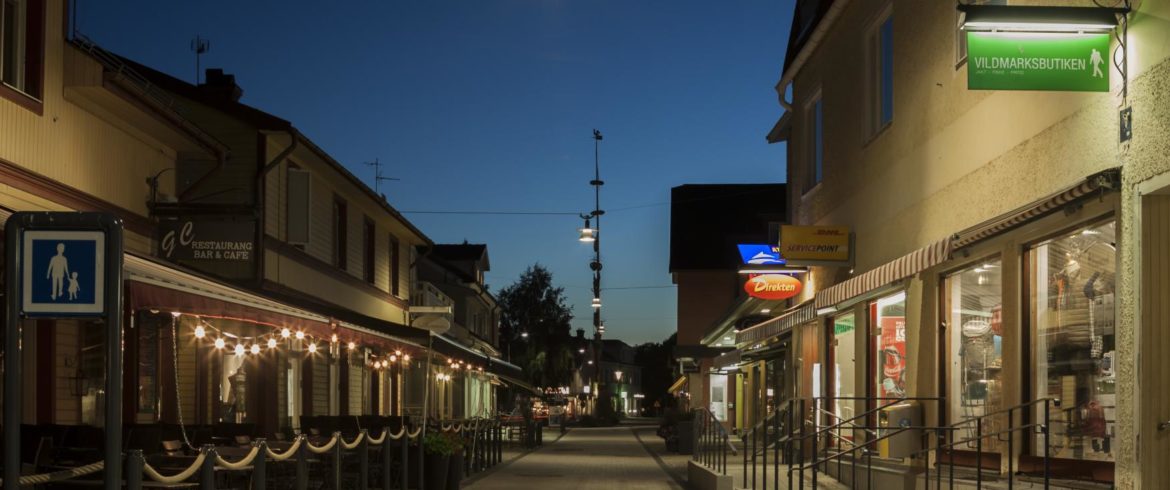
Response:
780,225,851,265
967,32,1110,92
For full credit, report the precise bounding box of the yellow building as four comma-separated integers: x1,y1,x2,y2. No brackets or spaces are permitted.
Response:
746,1,1170,487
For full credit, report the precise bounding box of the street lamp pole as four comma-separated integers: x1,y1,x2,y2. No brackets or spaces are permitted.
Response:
586,129,606,412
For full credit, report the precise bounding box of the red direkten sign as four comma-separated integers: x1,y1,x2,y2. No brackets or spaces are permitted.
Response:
744,274,802,301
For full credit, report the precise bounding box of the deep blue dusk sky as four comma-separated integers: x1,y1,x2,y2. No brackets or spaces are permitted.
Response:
82,1,793,345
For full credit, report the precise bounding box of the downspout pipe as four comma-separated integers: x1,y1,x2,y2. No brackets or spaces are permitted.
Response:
776,0,850,112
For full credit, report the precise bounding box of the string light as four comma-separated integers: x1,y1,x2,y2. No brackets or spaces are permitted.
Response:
281,328,291,339
389,354,398,363
268,338,278,349
214,338,226,350
331,334,338,343
403,354,411,362
395,350,402,356
250,344,260,355
347,342,356,351
307,343,317,354
295,331,305,340
193,325,206,339
234,344,245,356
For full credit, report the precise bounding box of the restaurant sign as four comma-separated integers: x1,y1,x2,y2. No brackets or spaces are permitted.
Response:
744,274,802,301
779,225,851,265
967,32,1110,92
157,219,257,279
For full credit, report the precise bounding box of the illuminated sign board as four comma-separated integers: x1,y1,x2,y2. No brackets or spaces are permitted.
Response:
737,244,786,265
744,274,802,301
967,32,1110,92
780,225,851,264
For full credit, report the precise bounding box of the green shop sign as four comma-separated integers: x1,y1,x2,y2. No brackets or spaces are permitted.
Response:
967,32,1109,92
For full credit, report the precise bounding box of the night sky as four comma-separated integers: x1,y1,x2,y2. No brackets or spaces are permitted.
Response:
81,1,793,345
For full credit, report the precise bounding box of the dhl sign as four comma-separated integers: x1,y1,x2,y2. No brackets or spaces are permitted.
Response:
744,274,803,301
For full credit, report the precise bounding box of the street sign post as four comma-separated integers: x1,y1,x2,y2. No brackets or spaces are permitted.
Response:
4,212,123,490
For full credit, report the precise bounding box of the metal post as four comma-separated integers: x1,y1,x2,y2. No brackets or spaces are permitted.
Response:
200,446,216,490
810,404,816,490
253,440,267,490
788,399,794,490
1008,407,1014,490
743,430,748,486
126,450,144,490
401,432,409,490
976,418,983,489
774,400,780,490
295,438,308,490
799,399,806,490
417,433,425,490
104,218,124,490
3,224,21,490
752,416,758,489
1043,401,1050,489
333,432,342,490
382,434,392,490
360,431,369,490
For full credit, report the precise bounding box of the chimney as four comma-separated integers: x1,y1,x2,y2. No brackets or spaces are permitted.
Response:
200,68,244,102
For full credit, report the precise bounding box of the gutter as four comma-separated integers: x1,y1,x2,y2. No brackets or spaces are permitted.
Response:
775,0,851,112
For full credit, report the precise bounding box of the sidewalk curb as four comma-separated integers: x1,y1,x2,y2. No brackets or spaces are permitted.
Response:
461,428,569,487
631,426,688,489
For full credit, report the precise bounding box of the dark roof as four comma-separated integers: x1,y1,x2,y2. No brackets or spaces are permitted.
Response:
783,0,836,73
669,184,787,272
432,244,488,264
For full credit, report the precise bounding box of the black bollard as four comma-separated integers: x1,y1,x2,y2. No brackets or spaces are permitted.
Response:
359,430,369,490
295,438,308,490
400,432,409,490
332,432,342,490
252,440,267,490
126,450,143,490
199,446,216,490
381,431,393,490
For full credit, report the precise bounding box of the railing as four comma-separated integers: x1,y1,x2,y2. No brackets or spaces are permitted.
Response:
3,418,507,489
693,408,736,476
733,396,1057,490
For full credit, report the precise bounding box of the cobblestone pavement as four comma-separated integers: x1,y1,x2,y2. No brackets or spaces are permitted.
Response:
464,424,685,490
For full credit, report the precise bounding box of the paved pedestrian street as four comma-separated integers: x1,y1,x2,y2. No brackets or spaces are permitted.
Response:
465,425,688,490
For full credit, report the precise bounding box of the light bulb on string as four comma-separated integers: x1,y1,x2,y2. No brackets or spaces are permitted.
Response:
403,354,410,362
194,325,206,339
395,350,401,357
250,344,260,355
331,334,338,343
214,338,226,350
347,342,356,351
295,331,305,340
281,328,291,339
234,344,245,356
389,354,398,363
307,342,317,354
268,338,278,349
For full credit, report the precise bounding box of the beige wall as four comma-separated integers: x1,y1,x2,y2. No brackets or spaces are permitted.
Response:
781,1,1170,487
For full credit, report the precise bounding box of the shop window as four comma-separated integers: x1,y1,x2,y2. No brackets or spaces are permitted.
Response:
1029,221,1116,462
710,373,728,421
945,259,1003,434
832,313,857,432
872,291,906,399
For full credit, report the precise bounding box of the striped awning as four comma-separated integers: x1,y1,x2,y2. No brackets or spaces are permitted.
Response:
668,376,688,394
953,169,1120,249
736,300,816,345
815,237,952,309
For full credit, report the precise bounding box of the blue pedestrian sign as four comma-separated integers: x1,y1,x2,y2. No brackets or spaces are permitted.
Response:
22,230,106,315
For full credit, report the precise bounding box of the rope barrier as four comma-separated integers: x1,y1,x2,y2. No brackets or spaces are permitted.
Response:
265,436,304,461
2,461,105,486
386,427,407,440
340,431,365,450
143,451,207,483
407,427,423,439
215,445,261,470
367,428,388,445
306,433,340,454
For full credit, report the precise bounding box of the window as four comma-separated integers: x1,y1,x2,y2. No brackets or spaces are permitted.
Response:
389,234,401,297
286,167,310,246
871,291,906,399
0,0,42,100
944,259,1003,433
363,217,375,284
332,197,347,270
831,313,857,441
1029,221,1116,462
867,8,894,135
807,96,824,190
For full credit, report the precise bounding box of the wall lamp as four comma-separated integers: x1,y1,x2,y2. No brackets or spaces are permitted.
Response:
959,5,1124,33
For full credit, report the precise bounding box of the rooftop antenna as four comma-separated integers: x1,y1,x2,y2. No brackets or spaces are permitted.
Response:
191,36,210,84
364,158,400,195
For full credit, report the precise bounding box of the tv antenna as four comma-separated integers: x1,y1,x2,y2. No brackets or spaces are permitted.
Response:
364,158,399,195
191,36,210,84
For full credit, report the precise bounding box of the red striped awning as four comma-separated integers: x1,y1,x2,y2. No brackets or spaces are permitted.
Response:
815,237,952,309
736,300,815,345
952,169,1119,249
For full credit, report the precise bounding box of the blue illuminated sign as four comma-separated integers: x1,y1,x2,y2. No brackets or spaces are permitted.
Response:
737,244,786,265
22,230,106,315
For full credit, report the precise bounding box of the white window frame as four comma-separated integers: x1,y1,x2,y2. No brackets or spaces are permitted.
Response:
804,90,824,194
864,4,894,140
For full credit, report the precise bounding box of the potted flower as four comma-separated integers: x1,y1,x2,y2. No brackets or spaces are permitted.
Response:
445,430,466,490
422,432,454,490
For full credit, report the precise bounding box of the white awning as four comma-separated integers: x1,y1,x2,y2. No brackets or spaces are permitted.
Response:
815,238,952,309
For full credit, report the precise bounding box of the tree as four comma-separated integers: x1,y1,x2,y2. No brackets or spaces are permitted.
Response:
634,333,677,416
497,264,575,388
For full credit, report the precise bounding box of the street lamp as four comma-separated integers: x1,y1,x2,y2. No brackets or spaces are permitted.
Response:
577,129,606,414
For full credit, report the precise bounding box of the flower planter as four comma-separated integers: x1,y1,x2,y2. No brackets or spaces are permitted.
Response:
424,453,450,490
447,451,465,489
